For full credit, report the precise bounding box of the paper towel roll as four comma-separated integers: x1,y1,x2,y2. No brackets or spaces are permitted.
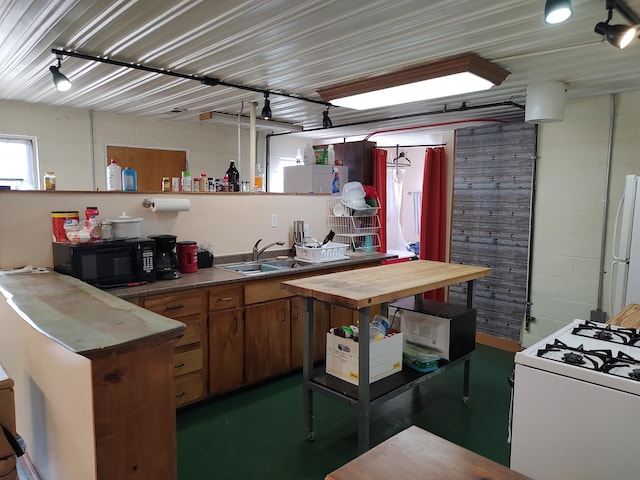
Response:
150,198,191,212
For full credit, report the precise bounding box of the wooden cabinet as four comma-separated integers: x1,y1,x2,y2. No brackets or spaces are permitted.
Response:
142,289,207,407
208,285,244,395
315,140,376,185
291,298,331,369
245,298,292,383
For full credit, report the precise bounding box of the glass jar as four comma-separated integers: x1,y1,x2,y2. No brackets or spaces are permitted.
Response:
44,171,56,191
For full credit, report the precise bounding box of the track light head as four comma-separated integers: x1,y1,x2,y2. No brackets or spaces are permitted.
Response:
544,0,573,24
595,20,637,48
50,57,72,92
260,92,272,120
322,107,333,128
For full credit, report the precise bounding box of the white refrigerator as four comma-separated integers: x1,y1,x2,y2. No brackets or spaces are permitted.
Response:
611,174,640,316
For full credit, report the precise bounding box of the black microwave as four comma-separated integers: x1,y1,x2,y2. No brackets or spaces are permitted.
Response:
52,238,155,288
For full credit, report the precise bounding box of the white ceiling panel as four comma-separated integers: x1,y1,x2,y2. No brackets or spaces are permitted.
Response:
1,0,640,144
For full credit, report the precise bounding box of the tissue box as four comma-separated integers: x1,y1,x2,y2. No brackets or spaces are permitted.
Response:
325,331,402,385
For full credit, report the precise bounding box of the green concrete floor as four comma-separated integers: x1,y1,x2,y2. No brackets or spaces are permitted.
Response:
176,344,515,480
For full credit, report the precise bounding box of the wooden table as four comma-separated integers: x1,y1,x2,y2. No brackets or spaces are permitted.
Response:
325,425,531,480
281,260,491,453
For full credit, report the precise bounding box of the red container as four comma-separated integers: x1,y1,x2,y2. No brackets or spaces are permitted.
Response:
51,211,79,242
176,241,198,273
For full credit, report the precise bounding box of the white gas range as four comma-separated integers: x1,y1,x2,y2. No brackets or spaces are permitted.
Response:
509,319,640,480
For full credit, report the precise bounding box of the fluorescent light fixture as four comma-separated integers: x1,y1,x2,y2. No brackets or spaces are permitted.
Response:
317,54,509,111
545,0,573,24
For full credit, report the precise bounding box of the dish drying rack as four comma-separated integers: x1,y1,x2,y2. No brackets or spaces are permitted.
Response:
327,197,381,254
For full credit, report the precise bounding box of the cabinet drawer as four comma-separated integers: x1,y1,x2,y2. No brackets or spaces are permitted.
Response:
244,277,295,305
174,314,204,348
209,285,243,311
175,371,205,407
143,290,205,318
173,348,203,376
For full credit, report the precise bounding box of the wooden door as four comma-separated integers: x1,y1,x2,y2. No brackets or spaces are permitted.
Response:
106,146,187,192
245,299,291,383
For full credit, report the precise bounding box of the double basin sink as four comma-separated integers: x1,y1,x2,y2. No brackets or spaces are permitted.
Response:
216,258,313,276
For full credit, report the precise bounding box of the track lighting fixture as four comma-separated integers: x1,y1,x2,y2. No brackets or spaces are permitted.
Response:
322,107,333,128
594,0,640,49
49,55,71,91
544,0,573,24
260,92,272,120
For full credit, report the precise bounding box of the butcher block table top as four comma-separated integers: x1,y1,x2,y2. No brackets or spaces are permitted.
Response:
607,303,640,329
281,260,491,310
325,425,531,480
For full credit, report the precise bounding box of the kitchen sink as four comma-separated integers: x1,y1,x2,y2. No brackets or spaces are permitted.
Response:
216,258,311,275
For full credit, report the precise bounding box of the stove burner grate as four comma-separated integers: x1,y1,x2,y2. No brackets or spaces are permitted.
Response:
536,340,610,371
571,321,640,346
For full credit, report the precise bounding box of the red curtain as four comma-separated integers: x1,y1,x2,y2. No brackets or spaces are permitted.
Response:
420,146,448,301
372,148,388,253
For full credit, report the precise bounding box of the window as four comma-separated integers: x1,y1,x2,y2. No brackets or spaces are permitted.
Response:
0,135,38,190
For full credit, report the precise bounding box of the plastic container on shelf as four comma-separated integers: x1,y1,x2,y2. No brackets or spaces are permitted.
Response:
181,170,192,192
370,315,389,342
43,171,56,191
106,159,122,191
199,173,208,192
122,167,137,191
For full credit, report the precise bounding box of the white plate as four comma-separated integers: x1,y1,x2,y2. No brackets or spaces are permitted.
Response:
333,204,346,216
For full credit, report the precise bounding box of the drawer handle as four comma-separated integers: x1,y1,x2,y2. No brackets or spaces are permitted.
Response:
175,363,185,369
218,297,233,302
166,304,185,311
176,392,186,398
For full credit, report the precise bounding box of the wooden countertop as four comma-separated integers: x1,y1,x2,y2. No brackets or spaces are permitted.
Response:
109,253,393,300
0,271,185,359
281,260,491,310
326,425,531,480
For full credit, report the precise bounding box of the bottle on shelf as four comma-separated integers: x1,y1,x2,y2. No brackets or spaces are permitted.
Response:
199,173,208,192
226,161,240,192
43,171,56,191
222,174,230,192
181,170,192,192
106,159,122,191
303,144,315,165
254,163,264,192
122,167,137,191
327,144,335,165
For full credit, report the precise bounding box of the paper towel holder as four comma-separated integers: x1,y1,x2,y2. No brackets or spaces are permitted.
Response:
142,198,191,212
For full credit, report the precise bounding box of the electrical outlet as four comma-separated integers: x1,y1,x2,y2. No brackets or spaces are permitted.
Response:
271,214,278,227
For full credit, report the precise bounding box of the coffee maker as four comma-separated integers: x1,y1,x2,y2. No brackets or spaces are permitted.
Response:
149,234,181,280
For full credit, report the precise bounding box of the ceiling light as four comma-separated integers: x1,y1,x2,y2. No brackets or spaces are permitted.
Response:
49,56,72,91
595,21,637,48
594,1,640,49
317,54,509,110
544,0,573,24
322,108,333,128
260,93,272,120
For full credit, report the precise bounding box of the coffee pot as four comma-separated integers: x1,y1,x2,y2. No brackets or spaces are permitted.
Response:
149,234,181,280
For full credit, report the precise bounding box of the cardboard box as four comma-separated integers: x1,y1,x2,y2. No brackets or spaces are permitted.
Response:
325,331,403,385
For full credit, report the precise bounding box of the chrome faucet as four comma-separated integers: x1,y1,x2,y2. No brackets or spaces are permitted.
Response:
252,239,285,261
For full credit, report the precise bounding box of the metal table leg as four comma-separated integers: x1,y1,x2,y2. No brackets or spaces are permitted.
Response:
357,307,371,454
463,358,470,405
303,296,314,440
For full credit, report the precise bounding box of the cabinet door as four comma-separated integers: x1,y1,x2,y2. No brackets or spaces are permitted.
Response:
291,298,330,369
209,309,244,395
245,299,291,384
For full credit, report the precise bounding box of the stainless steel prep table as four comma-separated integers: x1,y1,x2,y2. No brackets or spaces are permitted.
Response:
281,260,492,453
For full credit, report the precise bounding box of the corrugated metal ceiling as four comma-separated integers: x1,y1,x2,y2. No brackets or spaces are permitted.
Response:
1,0,639,144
